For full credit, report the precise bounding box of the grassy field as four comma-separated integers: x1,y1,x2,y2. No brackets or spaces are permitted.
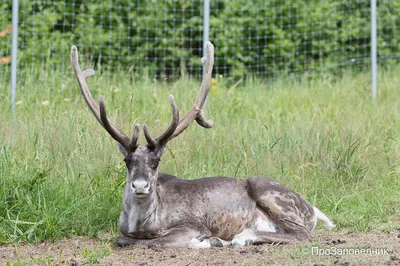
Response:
0,67,400,245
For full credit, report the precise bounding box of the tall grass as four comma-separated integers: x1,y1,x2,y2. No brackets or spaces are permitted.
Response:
1,68,400,244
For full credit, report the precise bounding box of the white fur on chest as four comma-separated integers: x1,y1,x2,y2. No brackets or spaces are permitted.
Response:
127,203,140,233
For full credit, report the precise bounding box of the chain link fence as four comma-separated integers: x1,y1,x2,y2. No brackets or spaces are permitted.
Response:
1,0,399,82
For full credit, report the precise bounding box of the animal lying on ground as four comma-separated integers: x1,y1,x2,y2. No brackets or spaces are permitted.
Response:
71,41,335,248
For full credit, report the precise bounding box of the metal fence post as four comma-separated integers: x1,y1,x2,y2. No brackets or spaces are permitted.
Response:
203,0,210,65
203,0,210,104
370,0,377,99
10,0,19,116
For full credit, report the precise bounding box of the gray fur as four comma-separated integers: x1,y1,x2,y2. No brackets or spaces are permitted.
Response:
117,146,335,248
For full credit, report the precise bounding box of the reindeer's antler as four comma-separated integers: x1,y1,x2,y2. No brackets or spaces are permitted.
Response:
143,41,214,150
71,46,140,152
72,41,214,153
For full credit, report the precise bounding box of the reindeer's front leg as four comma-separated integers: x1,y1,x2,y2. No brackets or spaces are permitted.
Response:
117,228,202,248
118,211,130,236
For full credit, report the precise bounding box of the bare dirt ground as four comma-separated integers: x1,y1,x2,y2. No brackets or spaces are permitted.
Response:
1,230,399,266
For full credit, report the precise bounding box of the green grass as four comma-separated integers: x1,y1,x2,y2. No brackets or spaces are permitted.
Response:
1,67,400,244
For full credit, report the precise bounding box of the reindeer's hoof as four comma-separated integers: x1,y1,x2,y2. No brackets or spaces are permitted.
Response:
196,233,209,241
188,234,224,248
188,233,209,248
209,238,223,247
231,229,256,248
117,236,139,247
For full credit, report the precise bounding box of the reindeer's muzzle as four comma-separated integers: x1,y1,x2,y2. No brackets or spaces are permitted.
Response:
131,179,150,198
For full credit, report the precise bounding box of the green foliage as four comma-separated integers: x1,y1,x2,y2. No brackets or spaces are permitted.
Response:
81,244,112,264
1,66,400,243
1,0,400,78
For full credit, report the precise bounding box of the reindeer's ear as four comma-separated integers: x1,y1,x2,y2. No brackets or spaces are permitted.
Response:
118,143,128,156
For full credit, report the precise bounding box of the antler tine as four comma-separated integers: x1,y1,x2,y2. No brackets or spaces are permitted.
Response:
168,41,215,140
128,124,141,152
71,46,99,122
195,109,214,128
143,124,157,149
143,94,179,150
71,46,135,151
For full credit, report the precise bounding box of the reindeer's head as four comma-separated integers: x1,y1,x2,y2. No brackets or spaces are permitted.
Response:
71,42,214,199
118,144,163,199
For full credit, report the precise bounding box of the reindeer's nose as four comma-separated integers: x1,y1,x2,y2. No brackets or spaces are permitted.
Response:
131,179,149,191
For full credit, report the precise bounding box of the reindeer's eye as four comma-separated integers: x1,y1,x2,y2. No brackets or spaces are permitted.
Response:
151,158,160,169
124,158,132,165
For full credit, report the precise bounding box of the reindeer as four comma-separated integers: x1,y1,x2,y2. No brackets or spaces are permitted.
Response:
71,42,335,248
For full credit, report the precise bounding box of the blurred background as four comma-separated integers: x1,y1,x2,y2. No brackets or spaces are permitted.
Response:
1,0,399,82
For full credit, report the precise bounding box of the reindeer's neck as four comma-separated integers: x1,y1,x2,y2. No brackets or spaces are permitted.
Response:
126,191,158,233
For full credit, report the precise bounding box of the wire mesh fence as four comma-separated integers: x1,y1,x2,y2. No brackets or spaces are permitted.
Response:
377,1,400,63
0,0,400,82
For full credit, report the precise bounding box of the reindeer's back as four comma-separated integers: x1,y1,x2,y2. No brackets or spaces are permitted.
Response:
158,176,257,240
